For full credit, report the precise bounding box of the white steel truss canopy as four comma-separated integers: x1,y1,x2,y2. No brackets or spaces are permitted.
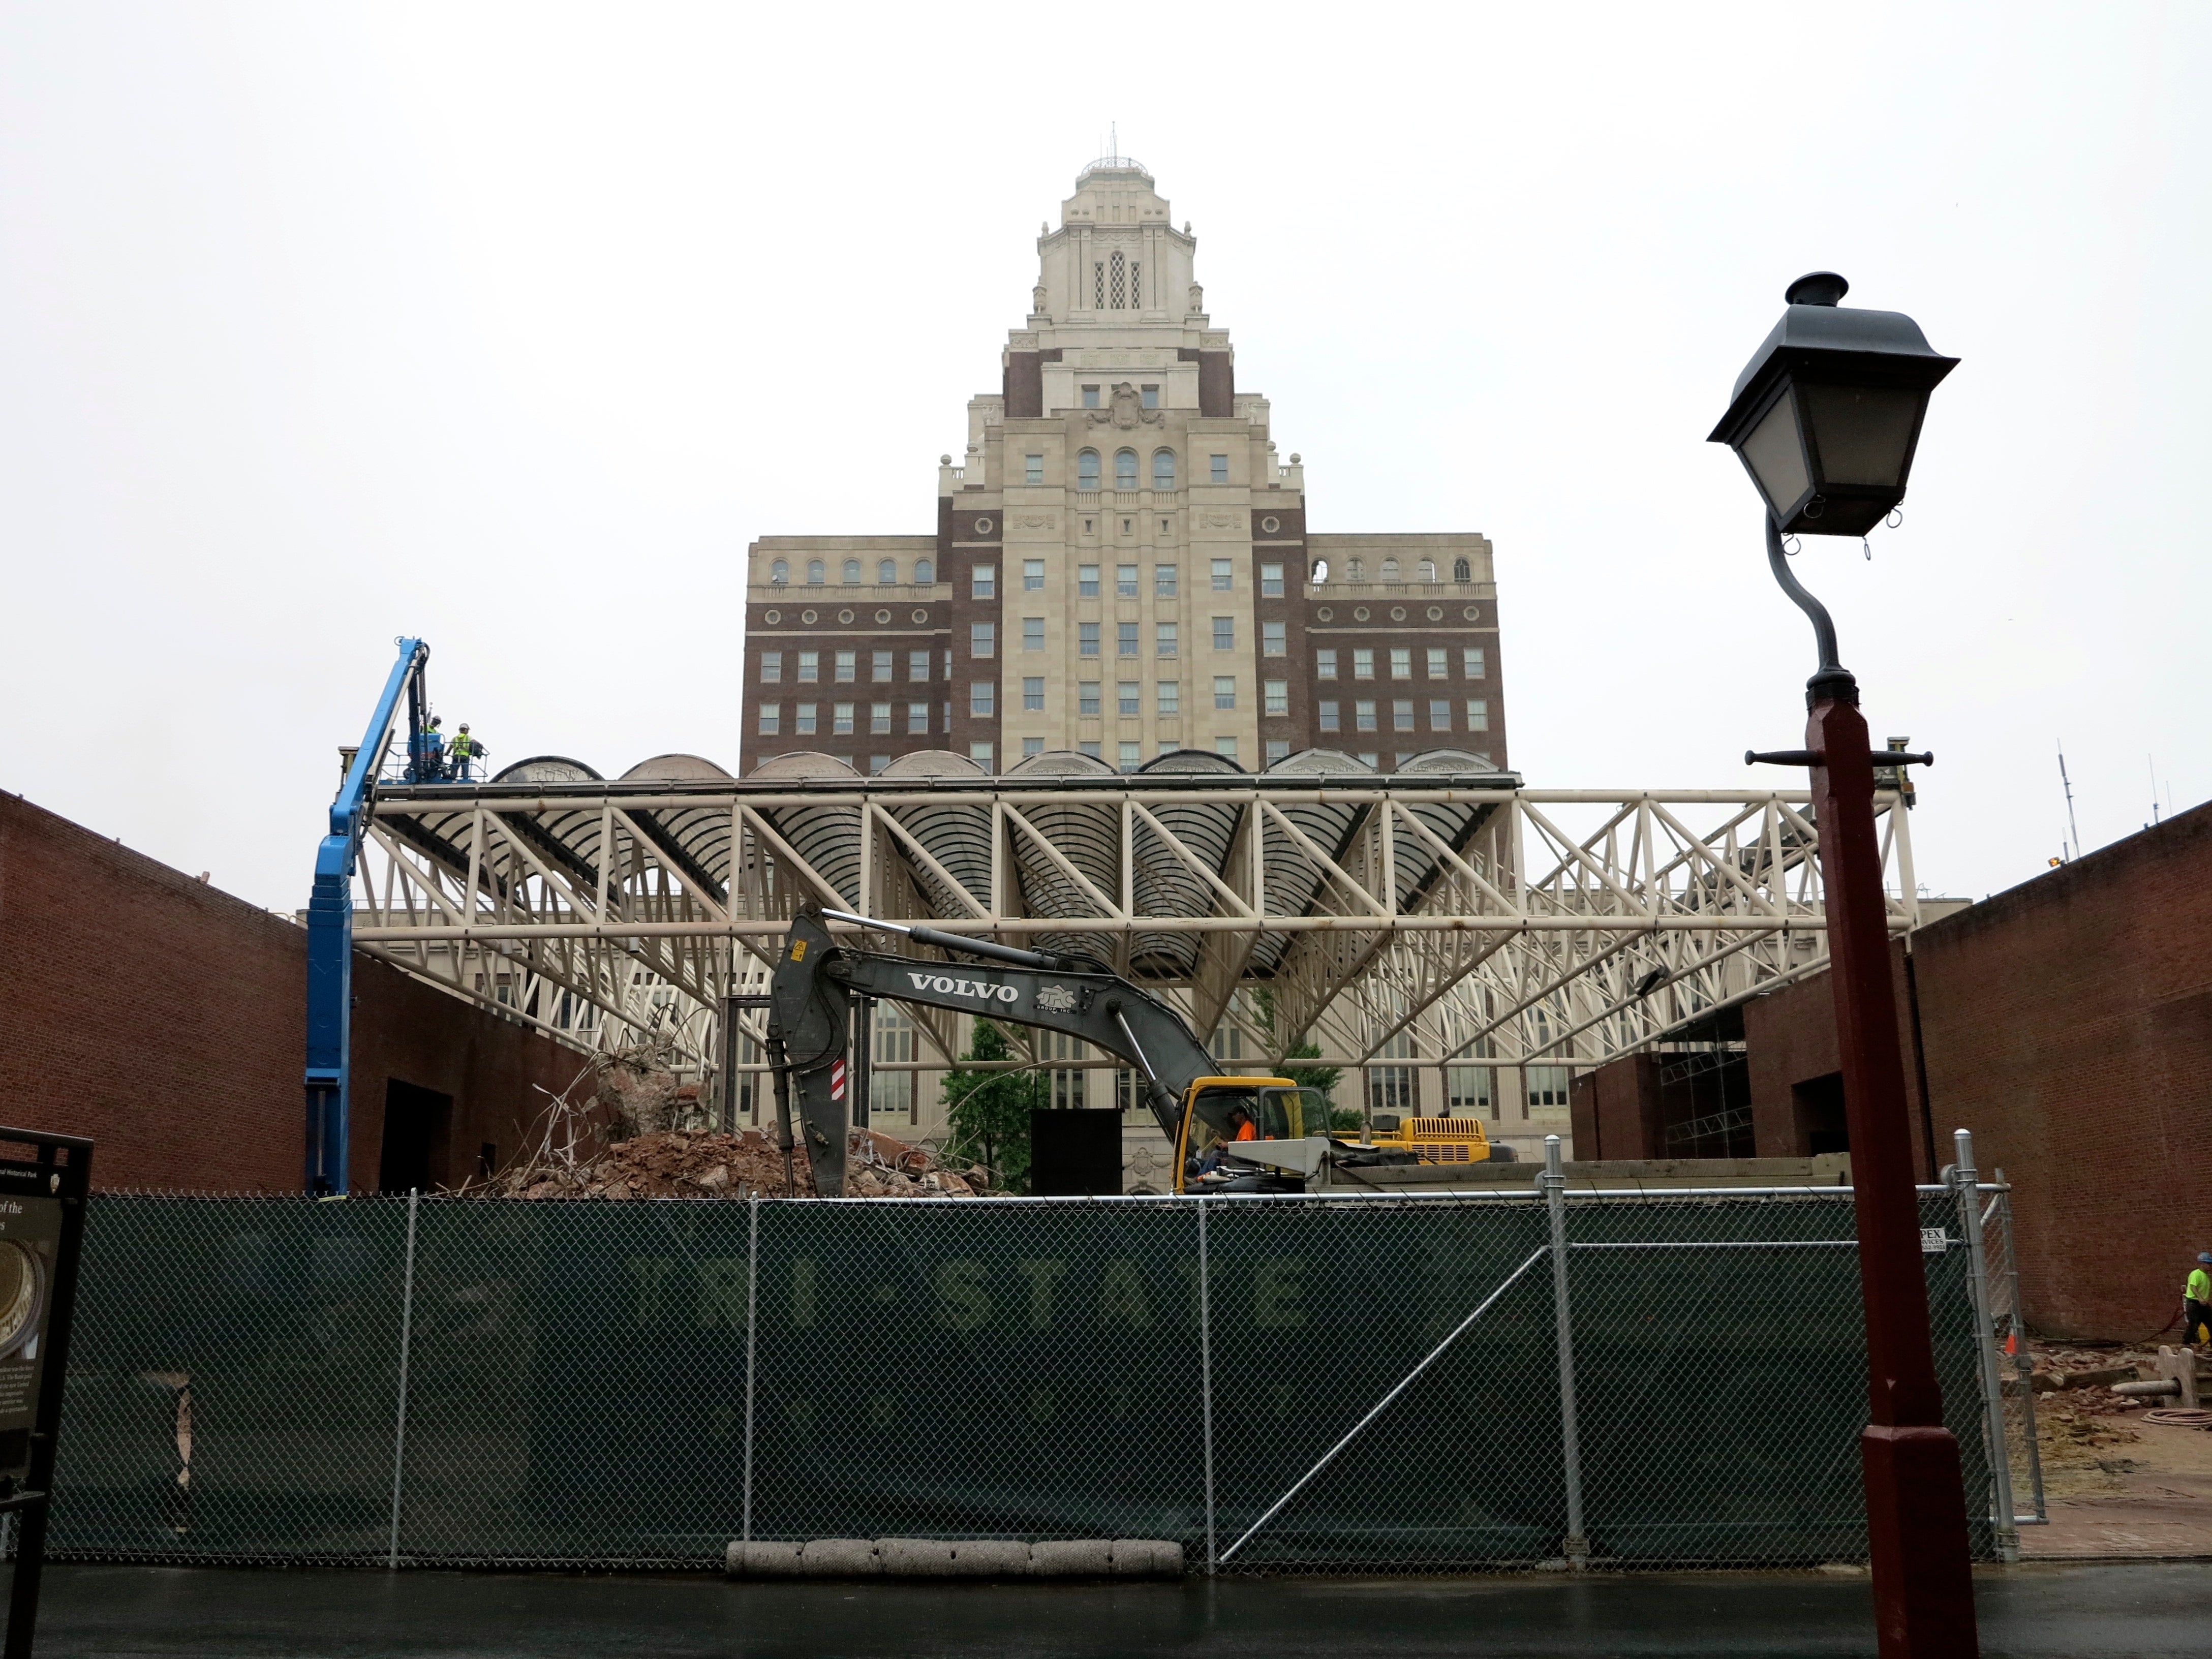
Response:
349,746,1921,1091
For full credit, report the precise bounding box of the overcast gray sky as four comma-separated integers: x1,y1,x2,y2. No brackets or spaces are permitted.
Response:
3,3,2204,913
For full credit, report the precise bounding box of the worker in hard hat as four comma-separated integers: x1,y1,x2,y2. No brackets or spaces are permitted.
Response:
413,716,446,782
2186,1252,2212,1347
449,723,488,782
1190,1103,1259,1181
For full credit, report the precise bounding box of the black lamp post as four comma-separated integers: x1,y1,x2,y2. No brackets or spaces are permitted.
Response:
1712,275,1978,1659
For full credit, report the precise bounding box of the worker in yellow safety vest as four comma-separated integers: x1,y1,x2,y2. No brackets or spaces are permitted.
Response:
2186,1252,2212,1347
450,724,486,782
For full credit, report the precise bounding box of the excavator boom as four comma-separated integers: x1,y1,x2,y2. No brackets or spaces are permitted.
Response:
766,906,1223,1195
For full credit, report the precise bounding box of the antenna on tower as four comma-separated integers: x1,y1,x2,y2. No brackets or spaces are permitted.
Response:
2057,743,2081,861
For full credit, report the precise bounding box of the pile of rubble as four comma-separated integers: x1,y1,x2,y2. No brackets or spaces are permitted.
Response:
470,1124,992,1201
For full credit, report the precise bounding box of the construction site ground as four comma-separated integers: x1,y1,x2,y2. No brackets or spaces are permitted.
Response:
2016,1341,2212,1560
4,1561,2201,1657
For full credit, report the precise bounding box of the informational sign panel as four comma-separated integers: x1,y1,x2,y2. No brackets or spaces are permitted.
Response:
0,1195,60,1483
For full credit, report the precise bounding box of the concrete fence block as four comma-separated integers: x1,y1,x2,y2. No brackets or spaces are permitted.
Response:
1110,1539,1186,1577
1029,1539,1116,1577
795,1539,881,1576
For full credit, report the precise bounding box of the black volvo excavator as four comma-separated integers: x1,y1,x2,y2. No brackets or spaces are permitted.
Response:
763,903,1413,1197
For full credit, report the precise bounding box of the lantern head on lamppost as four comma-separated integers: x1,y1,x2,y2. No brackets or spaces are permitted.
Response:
1708,272,1958,538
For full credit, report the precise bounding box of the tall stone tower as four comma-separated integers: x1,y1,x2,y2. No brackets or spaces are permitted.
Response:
742,155,1506,777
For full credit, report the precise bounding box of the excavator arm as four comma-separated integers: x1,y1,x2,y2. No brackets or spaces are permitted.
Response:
767,905,1226,1195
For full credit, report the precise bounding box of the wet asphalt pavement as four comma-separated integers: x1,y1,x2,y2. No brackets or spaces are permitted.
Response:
2,1560,2200,1657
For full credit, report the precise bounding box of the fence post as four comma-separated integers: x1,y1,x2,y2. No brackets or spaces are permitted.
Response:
1197,1194,1216,1577
1992,1171,2045,1522
1950,1129,2020,1562
743,1192,759,1546
386,1188,420,1571
1543,1136,1588,1567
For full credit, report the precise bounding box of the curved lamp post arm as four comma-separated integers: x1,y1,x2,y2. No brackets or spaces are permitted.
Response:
1764,514,1843,678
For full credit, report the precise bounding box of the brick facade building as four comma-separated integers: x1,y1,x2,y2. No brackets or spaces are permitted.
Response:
1572,802,2212,1339
0,790,586,1192
740,157,1506,778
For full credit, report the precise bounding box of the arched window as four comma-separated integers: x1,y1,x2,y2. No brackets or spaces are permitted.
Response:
1418,559,1436,583
806,560,825,586
1310,559,1329,585
1380,558,1400,582
1078,449,1100,489
1453,557,1471,582
842,559,861,585
1152,449,1176,490
769,560,788,586
1346,557,1365,580
878,558,898,584
915,558,934,584
1115,449,1138,489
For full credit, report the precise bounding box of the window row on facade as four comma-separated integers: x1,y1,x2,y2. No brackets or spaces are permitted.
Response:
759,649,943,684
1318,556,1476,584
1316,647,1488,680
1317,699,1491,734
766,557,936,587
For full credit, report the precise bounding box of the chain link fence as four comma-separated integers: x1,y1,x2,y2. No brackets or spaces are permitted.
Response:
42,1177,2036,1572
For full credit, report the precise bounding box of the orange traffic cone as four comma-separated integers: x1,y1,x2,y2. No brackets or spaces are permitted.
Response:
2004,1330,2017,1355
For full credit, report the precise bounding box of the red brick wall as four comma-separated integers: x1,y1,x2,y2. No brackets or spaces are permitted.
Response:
1570,1052,1662,1159
1741,803,2212,1339
0,791,589,1193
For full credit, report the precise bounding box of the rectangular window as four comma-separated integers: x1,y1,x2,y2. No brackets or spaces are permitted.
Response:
1023,617,1044,651
1316,649,1338,679
796,703,818,735
1358,751,1380,767
1426,647,1448,679
1082,385,1100,409
798,650,820,683
1024,558,1044,590
1023,736,1044,758
1318,699,1340,733
757,703,781,735
1262,621,1286,657
971,622,995,657
1464,647,1486,679
972,564,995,599
1155,564,1178,598
1023,677,1044,711
1079,622,1100,656
970,681,995,717
869,754,889,775
1393,699,1414,731
1158,739,1179,756
943,649,953,677
1024,454,1043,486
971,741,995,769
1214,675,1236,710
1265,738,1289,764
1353,648,1374,680
833,701,855,735
1079,681,1101,717
1117,564,1139,597
1466,698,1490,731
1210,454,1228,484
1527,1066,1571,1112
906,701,929,734
1448,1065,1496,1121
1078,564,1100,597
1118,681,1141,716
1211,558,1233,592
1212,617,1234,650
1264,679,1289,715
1356,699,1377,732
1155,621,1178,656
1215,735,1238,761
834,650,856,683
1140,384,1159,409
760,651,783,683
908,650,930,682
1390,648,1411,679
1118,621,1139,656
872,650,893,682
1080,740,1102,758
1260,562,1284,597
1118,741,1141,773
1429,698,1451,730
1156,680,1180,716
870,702,891,734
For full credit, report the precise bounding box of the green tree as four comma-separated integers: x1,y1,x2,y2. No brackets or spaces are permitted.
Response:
1249,988,1361,1133
941,1019,1047,1192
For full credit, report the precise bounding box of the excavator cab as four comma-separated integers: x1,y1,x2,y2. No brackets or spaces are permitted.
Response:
1174,1078,1332,1193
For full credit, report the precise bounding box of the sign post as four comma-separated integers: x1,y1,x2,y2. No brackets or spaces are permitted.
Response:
0,1128,93,1659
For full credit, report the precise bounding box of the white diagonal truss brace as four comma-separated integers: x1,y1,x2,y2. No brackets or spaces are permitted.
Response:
350,778,1920,1093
